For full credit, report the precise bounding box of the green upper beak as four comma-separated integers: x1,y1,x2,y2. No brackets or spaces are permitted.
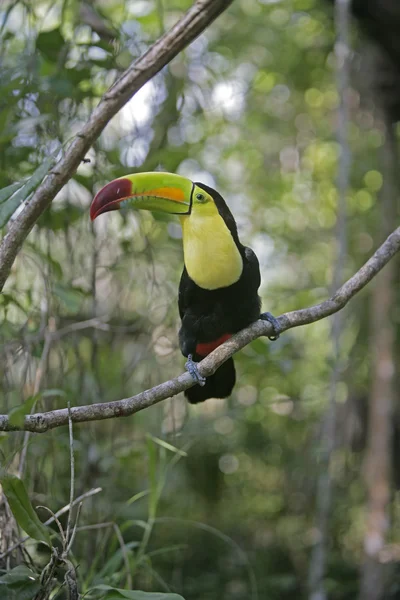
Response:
90,172,193,221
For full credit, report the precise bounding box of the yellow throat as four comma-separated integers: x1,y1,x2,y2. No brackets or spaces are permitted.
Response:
180,202,243,290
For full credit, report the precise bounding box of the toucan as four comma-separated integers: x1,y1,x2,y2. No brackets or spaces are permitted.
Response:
90,172,279,403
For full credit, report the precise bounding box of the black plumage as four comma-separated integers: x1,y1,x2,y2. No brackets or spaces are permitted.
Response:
178,183,262,404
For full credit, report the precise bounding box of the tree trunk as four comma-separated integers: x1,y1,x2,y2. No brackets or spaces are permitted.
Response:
308,2,351,597
358,119,397,600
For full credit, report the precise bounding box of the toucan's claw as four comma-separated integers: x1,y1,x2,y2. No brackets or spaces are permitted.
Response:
185,354,206,386
260,312,281,341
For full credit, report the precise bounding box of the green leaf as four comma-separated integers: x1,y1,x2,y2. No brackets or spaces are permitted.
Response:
146,436,158,520
73,173,94,191
0,293,27,315
0,433,9,446
8,395,38,427
0,181,24,205
127,490,149,505
89,586,185,600
148,436,187,458
64,66,92,86
0,156,57,227
36,28,65,62
0,565,37,585
25,243,63,278
96,541,139,580
0,474,51,545
52,282,86,313
0,565,41,600
8,389,65,427
123,519,150,531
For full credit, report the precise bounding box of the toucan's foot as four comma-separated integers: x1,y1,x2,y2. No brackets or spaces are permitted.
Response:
260,312,281,341
185,354,206,386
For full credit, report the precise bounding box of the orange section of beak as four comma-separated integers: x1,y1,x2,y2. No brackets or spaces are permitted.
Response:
144,187,186,202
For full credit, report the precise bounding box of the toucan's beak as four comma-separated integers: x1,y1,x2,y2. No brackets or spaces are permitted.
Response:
90,172,193,221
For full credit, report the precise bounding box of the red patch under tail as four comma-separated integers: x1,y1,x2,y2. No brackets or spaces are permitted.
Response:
195,333,232,358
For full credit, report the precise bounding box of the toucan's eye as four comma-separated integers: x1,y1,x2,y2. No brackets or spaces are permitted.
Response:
196,193,206,202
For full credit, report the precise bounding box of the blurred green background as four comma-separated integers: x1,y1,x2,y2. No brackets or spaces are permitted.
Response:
1,1,399,598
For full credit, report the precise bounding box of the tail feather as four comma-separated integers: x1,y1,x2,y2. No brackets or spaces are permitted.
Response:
185,357,236,404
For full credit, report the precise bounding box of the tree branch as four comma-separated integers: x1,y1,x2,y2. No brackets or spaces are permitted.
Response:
0,0,234,291
1,225,400,433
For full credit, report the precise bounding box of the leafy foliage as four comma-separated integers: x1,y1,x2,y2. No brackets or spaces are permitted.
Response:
0,474,50,545
0,565,41,600
0,0,396,598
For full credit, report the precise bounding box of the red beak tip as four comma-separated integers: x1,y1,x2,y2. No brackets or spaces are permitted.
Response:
89,178,133,221
89,200,99,221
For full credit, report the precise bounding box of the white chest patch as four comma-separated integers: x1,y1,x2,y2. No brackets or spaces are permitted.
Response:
180,213,243,290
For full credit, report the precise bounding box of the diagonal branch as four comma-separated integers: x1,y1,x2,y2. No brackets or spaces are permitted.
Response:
0,0,234,291
1,225,400,433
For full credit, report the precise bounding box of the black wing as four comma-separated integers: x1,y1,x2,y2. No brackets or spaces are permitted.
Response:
243,246,261,292
178,266,194,320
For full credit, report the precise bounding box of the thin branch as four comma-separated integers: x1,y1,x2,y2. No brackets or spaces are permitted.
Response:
0,224,400,433
0,0,234,292
64,502,82,556
46,487,102,525
0,487,102,560
36,506,67,547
